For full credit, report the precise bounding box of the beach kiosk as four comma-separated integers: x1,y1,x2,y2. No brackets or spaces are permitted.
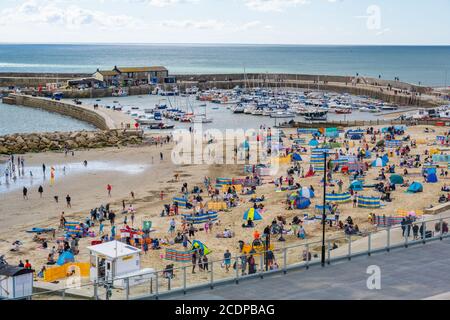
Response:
87,241,154,289
0,265,34,300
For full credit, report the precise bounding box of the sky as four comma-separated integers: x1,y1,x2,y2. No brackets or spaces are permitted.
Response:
0,0,449,45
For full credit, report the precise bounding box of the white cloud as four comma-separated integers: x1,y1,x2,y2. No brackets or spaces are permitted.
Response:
243,0,310,12
0,0,145,29
160,19,271,31
127,0,199,7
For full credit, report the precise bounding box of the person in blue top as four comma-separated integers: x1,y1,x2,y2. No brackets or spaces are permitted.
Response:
224,250,231,272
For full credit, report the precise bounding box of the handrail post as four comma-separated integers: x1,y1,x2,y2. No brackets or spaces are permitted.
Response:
283,248,287,274
210,261,214,289
125,277,130,300
235,256,239,284
348,235,352,260
259,254,264,279
368,233,372,256
183,266,187,294
327,240,331,265
155,272,159,300
168,274,171,291
405,228,409,248
440,219,444,241
305,244,310,269
94,280,98,300
387,226,391,252
422,221,427,244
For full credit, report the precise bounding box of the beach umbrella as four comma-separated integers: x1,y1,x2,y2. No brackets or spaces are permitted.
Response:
371,157,387,167
243,208,263,221
300,187,315,199
389,174,404,185
191,240,211,255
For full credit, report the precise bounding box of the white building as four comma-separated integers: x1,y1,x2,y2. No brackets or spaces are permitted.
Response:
0,266,34,300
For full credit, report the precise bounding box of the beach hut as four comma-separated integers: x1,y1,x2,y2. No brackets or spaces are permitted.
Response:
349,180,364,191
389,174,404,185
243,208,263,221
407,182,423,193
296,197,311,210
325,192,351,203
192,240,211,255
358,196,381,209
0,265,34,300
57,251,75,266
87,241,154,288
371,157,387,167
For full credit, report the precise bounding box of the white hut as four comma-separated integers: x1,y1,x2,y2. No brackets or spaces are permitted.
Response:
0,266,34,300
87,241,154,289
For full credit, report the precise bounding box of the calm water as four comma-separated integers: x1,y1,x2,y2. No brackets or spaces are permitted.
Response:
0,44,449,86
0,102,95,135
80,94,385,132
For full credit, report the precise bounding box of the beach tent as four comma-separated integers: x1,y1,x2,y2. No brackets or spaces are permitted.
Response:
300,187,315,199
325,192,351,203
296,197,311,210
243,208,263,221
349,133,363,140
427,173,438,183
371,157,387,167
192,240,211,255
407,182,423,193
358,196,381,209
349,180,364,191
309,139,319,147
57,251,75,266
382,154,390,163
389,174,404,185
292,153,303,162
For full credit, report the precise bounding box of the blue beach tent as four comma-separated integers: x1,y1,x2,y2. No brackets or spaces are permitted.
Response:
407,182,423,193
57,251,75,266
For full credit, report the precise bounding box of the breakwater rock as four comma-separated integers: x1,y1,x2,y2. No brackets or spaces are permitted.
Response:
0,130,143,154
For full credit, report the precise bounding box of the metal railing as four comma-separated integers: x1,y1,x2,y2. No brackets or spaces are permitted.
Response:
17,215,450,300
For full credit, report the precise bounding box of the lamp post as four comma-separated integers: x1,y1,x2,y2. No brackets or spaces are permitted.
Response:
321,150,328,267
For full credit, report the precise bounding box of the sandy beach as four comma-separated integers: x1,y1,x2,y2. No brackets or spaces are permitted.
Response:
1,124,449,289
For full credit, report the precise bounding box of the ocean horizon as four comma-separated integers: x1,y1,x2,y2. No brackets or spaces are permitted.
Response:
0,44,449,86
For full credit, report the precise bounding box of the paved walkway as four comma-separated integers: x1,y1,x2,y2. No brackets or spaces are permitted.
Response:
162,238,450,300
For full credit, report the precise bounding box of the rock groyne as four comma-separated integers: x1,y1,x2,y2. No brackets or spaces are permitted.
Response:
0,130,143,154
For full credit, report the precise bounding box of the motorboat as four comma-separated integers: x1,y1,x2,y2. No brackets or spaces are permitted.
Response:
149,123,175,130
270,111,295,118
303,111,328,121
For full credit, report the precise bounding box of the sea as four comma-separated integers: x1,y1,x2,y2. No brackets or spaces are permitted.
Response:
0,44,449,134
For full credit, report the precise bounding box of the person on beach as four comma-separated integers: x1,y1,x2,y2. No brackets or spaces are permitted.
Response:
191,250,197,274
42,164,46,176
59,212,66,229
160,152,164,161
130,191,135,200
224,250,231,272
23,187,28,200
38,185,43,198
169,218,176,235
107,184,112,197
66,195,71,208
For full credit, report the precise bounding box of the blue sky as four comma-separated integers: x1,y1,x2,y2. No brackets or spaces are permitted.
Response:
0,0,449,44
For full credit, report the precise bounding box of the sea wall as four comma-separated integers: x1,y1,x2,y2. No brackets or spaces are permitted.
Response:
0,72,90,88
4,94,112,130
0,130,143,154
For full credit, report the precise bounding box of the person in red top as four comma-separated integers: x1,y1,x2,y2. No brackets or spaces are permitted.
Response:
107,184,112,197
24,259,32,269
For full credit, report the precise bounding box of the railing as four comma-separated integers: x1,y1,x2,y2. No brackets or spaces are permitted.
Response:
17,215,450,300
